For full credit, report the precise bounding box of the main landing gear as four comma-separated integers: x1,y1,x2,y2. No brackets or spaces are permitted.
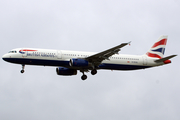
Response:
91,69,97,75
21,64,25,73
81,70,87,80
81,74,87,80
80,69,97,80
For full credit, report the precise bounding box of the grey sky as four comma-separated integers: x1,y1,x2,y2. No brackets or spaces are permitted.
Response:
0,0,180,120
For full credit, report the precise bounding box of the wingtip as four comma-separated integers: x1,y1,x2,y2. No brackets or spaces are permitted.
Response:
128,41,131,45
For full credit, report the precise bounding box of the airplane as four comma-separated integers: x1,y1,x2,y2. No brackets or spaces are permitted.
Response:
2,35,177,80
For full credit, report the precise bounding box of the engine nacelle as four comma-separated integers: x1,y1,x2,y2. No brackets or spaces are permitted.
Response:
56,67,77,76
69,58,89,67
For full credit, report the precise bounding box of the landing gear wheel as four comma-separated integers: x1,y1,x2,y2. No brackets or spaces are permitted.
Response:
21,64,25,74
81,75,87,80
91,69,97,75
21,70,24,73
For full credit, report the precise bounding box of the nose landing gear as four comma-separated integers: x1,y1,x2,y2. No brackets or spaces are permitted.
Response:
21,64,25,73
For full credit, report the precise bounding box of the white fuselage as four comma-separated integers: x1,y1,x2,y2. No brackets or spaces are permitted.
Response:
2,48,164,71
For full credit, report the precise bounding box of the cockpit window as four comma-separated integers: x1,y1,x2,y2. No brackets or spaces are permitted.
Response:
8,51,17,53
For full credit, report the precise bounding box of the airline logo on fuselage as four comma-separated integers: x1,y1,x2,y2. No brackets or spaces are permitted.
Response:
19,49,37,54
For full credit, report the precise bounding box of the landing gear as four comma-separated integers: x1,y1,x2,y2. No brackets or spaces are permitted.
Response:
21,64,25,73
80,70,87,80
91,69,97,75
21,70,24,73
80,69,98,80
81,75,87,80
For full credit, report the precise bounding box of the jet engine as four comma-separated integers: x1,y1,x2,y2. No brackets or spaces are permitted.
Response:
56,67,77,76
69,58,89,67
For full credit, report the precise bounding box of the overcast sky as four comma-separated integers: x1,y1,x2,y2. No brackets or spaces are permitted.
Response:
0,0,180,120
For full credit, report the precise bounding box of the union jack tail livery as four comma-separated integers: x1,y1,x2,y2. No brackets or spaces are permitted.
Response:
146,35,167,59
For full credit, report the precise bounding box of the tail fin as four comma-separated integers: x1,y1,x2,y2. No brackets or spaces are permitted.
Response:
146,35,168,59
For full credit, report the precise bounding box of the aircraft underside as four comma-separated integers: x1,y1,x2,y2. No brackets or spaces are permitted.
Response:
3,57,152,80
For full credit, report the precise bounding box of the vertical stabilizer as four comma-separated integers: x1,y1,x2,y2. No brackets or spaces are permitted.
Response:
146,35,168,59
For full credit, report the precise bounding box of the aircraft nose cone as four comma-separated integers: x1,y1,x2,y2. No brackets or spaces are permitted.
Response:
2,54,8,61
2,54,15,63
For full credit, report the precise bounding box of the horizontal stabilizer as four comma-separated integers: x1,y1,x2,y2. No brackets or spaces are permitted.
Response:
154,55,177,63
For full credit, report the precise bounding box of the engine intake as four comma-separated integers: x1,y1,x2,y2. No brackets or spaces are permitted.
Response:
56,67,77,76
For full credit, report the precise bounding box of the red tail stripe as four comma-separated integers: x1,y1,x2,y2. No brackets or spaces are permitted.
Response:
152,39,167,48
146,52,162,59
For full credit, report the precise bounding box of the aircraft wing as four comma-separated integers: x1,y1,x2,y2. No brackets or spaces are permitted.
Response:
85,42,130,66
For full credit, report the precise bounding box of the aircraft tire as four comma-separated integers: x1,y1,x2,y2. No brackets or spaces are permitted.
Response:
81,75,87,80
91,69,97,75
21,70,24,73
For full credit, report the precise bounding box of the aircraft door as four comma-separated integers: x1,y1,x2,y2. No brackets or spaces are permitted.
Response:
143,56,147,65
57,50,62,59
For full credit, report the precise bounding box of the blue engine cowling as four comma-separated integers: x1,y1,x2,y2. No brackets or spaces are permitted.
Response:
56,67,77,76
69,58,89,67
